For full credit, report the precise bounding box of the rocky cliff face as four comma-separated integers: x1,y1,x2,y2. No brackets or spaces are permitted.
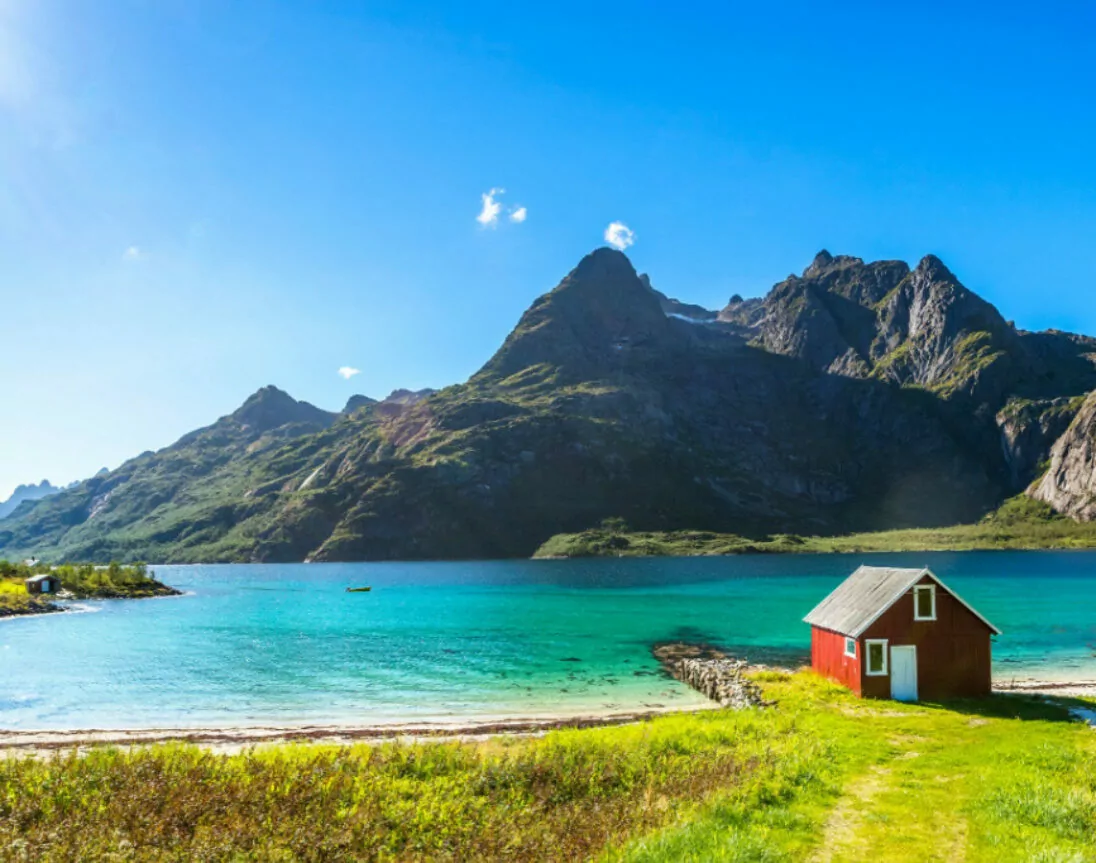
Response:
718,251,1038,405
1030,392,1096,520
3,247,1095,563
478,249,685,384
997,397,1085,489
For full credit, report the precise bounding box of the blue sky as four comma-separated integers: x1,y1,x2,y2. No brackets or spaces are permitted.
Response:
2,0,1095,501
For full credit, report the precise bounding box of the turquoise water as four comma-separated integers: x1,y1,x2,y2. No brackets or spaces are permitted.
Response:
2,552,1096,730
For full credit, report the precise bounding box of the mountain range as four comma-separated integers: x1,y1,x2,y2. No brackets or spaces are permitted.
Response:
3,248,1095,563
0,481,64,521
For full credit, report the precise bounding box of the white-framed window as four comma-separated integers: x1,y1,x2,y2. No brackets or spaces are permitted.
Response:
844,637,857,658
865,639,889,676
914,584,937,621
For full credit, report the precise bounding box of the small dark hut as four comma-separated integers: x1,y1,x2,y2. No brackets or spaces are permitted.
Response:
804,566,1000,701
25,573,61,596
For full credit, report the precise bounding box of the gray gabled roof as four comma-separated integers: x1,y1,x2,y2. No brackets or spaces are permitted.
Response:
24,573,57,583
803,565,1001,637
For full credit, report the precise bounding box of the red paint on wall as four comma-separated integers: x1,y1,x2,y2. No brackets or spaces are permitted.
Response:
811,626,861,696
859,574,993,700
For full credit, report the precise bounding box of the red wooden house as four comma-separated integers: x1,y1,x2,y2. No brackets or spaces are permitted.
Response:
804,566,1000,701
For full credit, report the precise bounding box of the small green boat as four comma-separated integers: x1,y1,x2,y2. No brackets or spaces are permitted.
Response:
346,586,372,593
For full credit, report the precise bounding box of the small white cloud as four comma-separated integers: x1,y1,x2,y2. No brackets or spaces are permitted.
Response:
604,221,635,251
476,187,505,227
122,246,143,260
509,206,527,223
337,367,361,380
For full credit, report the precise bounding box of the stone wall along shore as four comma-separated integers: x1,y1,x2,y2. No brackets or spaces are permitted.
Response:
652,643,766,709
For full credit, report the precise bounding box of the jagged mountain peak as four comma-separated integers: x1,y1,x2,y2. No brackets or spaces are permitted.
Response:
237,384,296,409
912,253,958,283
572,246,639,279
802,249,869,278
343,394,378,414
230,386,334,434
804,249,834,275
478,247,678,382
7,247,1096,565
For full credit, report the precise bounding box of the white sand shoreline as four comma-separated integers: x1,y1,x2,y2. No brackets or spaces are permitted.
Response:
4,680,1094,755
0,703,722,755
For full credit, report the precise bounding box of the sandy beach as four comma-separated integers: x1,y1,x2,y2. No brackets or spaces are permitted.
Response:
0,703,724,756
3,676,1094,757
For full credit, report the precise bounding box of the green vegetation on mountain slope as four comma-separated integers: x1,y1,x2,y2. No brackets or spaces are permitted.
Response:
2,673,1093,861
534,496,1096,558
3,248,1096,564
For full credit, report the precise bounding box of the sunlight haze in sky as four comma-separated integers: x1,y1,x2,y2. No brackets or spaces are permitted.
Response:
1,0,1095,500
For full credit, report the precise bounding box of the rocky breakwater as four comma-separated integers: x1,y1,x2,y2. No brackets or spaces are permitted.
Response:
652,643,766,709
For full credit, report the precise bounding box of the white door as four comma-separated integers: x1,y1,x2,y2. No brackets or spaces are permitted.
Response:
890,646,918,702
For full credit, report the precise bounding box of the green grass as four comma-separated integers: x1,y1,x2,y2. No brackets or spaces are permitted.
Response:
613,678,1096,863
534,496,1096,558
1,673,1094,861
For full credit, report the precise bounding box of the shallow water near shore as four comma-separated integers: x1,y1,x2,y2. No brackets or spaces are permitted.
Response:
2,551,1095,730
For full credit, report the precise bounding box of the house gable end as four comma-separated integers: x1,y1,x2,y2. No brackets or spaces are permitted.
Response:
843,570,1000,638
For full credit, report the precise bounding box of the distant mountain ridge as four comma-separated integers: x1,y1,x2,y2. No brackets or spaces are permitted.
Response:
3,248,1094,563
0,481,63,521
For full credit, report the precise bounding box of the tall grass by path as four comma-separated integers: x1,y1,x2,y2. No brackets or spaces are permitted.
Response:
610,678,1096,862
0,702,826,862
1,673,1094,861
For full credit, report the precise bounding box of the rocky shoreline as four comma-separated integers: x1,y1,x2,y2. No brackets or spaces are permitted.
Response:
0,584,182,620
0,598,64,619
652,643,768,709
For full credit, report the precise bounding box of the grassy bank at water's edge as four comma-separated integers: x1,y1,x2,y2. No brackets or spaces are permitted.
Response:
534,496,1096,558
1,672,1094,861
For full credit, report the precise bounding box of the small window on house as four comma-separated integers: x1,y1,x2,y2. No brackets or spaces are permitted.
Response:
844,637,856,658
865,639,888,676
914,584,936,621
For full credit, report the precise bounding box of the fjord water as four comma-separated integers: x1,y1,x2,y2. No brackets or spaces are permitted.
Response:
2,552,1095,730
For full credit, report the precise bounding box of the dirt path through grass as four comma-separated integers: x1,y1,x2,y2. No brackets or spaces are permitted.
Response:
615,675,1096,863
809,766,893,863
810,730,971,862
801,694,1096,862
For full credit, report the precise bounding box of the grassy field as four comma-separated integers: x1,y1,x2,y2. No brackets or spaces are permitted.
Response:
534,496,1096,558
1,672,1093,861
